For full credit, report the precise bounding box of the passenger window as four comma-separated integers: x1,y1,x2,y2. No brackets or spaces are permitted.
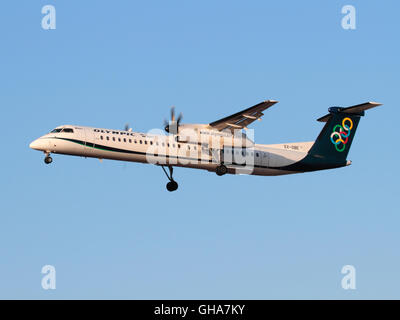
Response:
118,138,121,142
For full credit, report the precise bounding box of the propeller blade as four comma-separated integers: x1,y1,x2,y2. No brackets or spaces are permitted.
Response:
177,112,183,125
171,106,176,122
164,106,182,134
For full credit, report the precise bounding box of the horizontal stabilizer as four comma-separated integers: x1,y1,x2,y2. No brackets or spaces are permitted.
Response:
317,102,382,122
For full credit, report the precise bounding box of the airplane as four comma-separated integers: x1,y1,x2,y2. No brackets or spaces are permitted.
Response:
29,100,382,191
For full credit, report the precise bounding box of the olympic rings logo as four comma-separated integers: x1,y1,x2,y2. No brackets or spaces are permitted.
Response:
330,117,353,152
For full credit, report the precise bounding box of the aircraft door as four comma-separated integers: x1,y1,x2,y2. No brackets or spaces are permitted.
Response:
209,147,221,164
74,127,86,153
262,151,269,167
82,127,94,155
86,128,99,156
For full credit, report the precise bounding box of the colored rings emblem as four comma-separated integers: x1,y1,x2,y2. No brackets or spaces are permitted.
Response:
330,117,353,152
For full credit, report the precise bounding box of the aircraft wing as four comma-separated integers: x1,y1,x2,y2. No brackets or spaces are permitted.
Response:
208,100,278,131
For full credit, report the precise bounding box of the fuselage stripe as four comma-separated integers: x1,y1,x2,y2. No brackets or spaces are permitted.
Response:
48,136,299,171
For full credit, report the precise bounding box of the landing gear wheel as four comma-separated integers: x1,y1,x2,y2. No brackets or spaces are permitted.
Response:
216,164,227,176
44,156,53,164
162,166,179,192
166,181,178,192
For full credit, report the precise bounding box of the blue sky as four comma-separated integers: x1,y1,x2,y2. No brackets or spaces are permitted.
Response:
0,0,399,299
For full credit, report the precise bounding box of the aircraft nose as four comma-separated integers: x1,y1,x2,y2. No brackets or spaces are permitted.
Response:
29,139,38,150
29,139,43,150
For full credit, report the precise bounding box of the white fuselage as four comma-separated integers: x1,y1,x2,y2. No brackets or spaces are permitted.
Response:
30,125,314,176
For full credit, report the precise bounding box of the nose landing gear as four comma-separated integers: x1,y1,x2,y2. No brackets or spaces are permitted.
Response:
161,166,178,192
44,153,53,165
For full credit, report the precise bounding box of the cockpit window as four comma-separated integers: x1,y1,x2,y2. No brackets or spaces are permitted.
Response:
50,128,74,133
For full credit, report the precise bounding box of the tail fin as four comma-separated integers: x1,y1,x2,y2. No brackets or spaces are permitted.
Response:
307,102,382,167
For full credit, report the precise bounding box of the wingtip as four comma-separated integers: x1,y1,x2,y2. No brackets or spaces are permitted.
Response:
368,101,383,106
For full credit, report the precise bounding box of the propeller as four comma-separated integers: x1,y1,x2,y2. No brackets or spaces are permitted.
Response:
164,106,183,134
124,123,132,132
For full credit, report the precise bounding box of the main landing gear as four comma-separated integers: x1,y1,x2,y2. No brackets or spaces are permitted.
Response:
161,166,178,192
44,153,53,165
216,164,227,176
